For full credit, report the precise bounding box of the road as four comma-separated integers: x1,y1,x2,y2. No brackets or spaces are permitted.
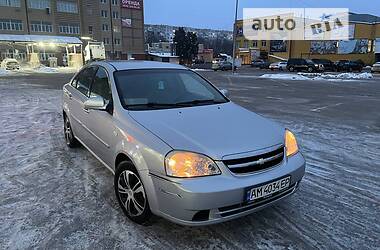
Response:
0,69,379,249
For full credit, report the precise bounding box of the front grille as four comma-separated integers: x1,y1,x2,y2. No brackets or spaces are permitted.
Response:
223,146,284,174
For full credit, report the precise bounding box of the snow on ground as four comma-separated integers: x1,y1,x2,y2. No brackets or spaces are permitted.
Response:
0,75,379,249
0,66,78,76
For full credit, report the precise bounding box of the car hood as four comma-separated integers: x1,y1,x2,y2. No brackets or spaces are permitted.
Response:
129,102,284,160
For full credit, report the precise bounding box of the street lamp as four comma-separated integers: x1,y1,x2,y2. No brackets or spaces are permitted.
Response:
232,0,239,74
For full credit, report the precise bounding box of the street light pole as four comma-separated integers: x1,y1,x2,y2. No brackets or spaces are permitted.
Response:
232,0,239,74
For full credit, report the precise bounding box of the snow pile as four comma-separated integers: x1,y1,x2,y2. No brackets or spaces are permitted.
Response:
0,68,9,76
259,74,310,81
18,65,78,74
193,69,212,72
299,72,373,80
323,72,373,79
260,72,374,81
31,65,59,73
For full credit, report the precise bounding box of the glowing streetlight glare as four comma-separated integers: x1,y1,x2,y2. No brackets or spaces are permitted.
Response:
81,36,93,41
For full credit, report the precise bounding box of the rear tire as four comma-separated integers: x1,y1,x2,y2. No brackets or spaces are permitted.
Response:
64,115,79,148
307,67,314,73
289,66,295,72
115,161,152,225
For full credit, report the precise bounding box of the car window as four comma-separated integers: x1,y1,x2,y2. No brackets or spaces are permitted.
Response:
114,69,228,110
75,67,97,97
90,67,112,101
180,73,214,99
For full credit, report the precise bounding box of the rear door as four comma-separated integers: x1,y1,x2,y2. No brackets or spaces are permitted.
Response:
86,67,115,167
69,66,98,145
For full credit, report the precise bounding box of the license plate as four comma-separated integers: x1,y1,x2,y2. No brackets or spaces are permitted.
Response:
246,176,291,202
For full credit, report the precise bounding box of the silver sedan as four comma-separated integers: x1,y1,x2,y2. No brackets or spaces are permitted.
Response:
62,61,305,225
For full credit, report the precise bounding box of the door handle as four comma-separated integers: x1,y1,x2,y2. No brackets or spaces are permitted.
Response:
65,90,72,99
83,108,90,113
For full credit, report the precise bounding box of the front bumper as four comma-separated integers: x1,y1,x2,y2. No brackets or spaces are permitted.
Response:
145,152,306,226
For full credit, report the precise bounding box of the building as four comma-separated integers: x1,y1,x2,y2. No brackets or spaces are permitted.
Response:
147,52,179,64
147,41,173,54
235,13,380,65
0,0,144,66
197,44,213,63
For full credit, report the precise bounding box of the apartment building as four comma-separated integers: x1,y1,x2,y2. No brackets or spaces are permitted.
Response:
0,0,144,65
234,13,380,65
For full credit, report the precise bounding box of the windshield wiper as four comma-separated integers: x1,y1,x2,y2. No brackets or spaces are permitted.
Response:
175,99,225,106
126,103,178,109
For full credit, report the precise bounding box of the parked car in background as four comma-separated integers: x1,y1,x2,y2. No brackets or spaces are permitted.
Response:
269,61,288,71
251,60,264,68
251,59,270,69
62,61,305,226
287,58,324,73
1,58,20,70
311,59,336,72
371,62,380,73
335,60,363,72
212,61,236,71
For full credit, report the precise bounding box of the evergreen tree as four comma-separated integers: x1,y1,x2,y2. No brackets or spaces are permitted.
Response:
173,28,199,64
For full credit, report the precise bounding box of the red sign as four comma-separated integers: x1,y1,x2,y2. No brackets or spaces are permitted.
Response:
121,0,142,9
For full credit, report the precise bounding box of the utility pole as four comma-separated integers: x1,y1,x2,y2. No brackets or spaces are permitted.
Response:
24,0,30,34
109,0,115,59
232,0,239,74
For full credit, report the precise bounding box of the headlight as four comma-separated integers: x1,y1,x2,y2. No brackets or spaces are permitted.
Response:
165,151,221,178
285,130,299,157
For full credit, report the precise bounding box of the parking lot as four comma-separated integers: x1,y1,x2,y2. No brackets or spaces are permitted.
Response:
0,68,379,249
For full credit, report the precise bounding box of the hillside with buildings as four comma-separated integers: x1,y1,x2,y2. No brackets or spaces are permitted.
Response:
145,24,233,56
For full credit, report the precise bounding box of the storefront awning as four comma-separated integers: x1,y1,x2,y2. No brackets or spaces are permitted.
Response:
0,34,82,45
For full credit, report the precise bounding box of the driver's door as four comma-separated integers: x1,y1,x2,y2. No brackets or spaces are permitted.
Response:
85,67,116,167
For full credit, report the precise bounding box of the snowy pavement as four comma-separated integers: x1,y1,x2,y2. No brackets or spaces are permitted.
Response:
0,73,379,249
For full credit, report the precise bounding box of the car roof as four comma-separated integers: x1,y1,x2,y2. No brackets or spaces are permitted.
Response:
92,60,188,71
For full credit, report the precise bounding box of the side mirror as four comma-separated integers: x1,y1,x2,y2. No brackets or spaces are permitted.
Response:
84,96,106,111
220,89,229,98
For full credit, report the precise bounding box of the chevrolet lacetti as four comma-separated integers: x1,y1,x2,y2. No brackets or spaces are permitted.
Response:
62,61,305,225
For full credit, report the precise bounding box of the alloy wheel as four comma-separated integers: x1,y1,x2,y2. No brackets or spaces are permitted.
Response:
117,170,146,217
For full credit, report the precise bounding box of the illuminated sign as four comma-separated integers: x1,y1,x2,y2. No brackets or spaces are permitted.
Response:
121,0,142,10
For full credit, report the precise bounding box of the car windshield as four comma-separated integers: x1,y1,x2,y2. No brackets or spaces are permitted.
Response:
114,69,228,111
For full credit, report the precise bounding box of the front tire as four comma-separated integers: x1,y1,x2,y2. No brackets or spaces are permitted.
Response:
115,161,152,225
64,115,79,148
289,66,295,72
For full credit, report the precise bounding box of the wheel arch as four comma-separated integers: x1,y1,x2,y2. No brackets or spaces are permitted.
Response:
115,153,134,170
